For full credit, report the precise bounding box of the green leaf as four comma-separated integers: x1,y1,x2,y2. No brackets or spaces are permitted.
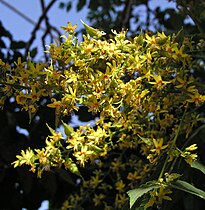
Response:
171,180,205,200
46,123,55,135
69,161,83,178
135,31,144,45
77,0,86,11
127,182,159,208
61,121,74,136
175,27,184,42
0,21,12,39
138,135,152,146
30,47,38,58
88,145,103,153
59,2,65,9
180,125,205,158
184,124,205,147
131,194,152,210
11,41,27,49
80,19,106,38
66,2,72,12
191,161,205,175
28,106,37,124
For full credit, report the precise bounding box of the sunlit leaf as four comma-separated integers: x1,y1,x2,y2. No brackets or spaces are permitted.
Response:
127,182,159,208
191,161,205,175
61,120,74,136
46,123,55,135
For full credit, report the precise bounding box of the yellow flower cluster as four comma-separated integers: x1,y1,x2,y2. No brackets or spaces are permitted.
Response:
1,22,204,209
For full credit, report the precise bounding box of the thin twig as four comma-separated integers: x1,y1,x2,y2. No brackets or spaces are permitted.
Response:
25,0,57,56
121,0,134,30
40,0,62,61
145,1,150,30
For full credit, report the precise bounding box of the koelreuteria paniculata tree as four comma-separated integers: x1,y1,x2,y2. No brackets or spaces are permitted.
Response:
1,22,205,209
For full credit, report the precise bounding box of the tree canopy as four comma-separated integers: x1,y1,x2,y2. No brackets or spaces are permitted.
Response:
0,1,205,210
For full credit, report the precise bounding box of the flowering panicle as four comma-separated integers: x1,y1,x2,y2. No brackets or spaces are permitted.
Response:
1,22,204,209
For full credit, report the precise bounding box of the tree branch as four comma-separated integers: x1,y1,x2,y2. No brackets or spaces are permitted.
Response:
176,0,205,36
25,0,57,57
40,0,62,61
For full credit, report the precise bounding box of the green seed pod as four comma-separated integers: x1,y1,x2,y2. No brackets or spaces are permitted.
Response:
81,19,106,38
62,121,74,136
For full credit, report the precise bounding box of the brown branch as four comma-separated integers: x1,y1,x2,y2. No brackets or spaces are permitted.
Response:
145,1,150,30
175,0,205,36
41,0,51,61
115,0,149,31
40,0,62,61
121,0,134,30
25,0,57,57
0,0,47,32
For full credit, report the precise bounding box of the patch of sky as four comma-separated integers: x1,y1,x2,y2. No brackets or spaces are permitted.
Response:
22,200,49,210
34,115,40,123
147,112,154,121
14,107,20,112
16,125,29,137
57,113,99,138
9,96,15,103
40,98,48,106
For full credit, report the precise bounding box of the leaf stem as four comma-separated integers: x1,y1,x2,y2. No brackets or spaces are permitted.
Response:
159,107,187,179
0,82,31,89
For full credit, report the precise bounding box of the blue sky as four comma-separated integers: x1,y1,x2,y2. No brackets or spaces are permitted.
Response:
0,0,176,41
0,1,177,209
0,0,177,60
0,0,88,60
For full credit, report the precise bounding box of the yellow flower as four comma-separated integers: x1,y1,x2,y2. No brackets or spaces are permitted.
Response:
47,98,63,108
74,145,94,167
127,171,142,181
27,104,37,113
87,95,105,113
144,196,156,209
145,33,160,49
151,138,167,155
61,22,77,33
175,77,193,89
146,50,152,63
115,193,129,209
149,74,171,89
93,193,105,206
186,91,205,105
13,148,36,169
111,158,125,172
0,97,5,109
181,144,198,165
172,45,188,60
185,144,197,151
156,186,172,204
35,148,49,165
89,172,103,188
115,180,125,192
16,93,27,105
52,131,63,142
